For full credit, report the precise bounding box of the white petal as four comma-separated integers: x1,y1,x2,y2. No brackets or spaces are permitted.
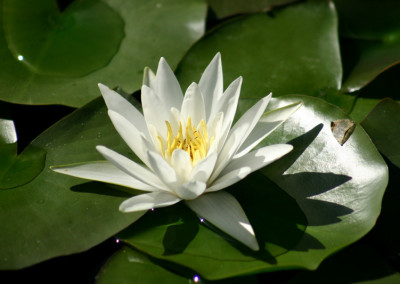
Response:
51,161,156,191
119,191,181,212
190,152,218,183
235,101,302,158
98,83,149,138
146,150,182,190
185,191,259,251
96,146,169,192
175,180,207,200
171,149,192,182
210,77,242,149
141,85,171,137
210,94,272,182
108,110,155,168
156,57,183,110
181,82,206,126
207,144,293,192
143,67,156,90
199,53,223,120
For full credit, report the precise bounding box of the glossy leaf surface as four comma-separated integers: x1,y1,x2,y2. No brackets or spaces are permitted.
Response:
119,95,388,280
0,0,206,106
175,1,342,100
0,97,145,269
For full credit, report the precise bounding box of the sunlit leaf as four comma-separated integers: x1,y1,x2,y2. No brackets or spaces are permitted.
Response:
0,0,206,106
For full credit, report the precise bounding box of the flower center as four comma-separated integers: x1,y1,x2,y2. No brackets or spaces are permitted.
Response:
158,116,214,165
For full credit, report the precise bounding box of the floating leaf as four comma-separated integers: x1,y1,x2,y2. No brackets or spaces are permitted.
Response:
208,0,299,18
0,103,46,189
96,246,259,283
361,98,400,168
0,0,206,106
0,96,145,269
118,95,388,280
175,1,342,101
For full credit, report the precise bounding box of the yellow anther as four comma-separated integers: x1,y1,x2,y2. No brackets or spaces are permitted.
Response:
158,116,214,165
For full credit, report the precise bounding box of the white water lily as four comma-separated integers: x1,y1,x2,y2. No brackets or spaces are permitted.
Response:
52,53,301,251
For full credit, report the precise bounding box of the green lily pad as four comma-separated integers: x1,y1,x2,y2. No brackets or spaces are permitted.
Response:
208,0,299,18
0,96,145,270
175,1,342,101
341,39,400,93
118,95,388,280
334,0,400,40
288,242,400,283
360,98,400,168
96,246,259,283
0,0,206,106
335,0,400,92
0,103,46,189
347,64,400,122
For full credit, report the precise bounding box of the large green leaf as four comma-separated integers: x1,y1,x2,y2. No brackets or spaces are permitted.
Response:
335,0,400,92
208,0,299,18
288,242,400,283
118,95,388,280
175,1,342,101
0,96,145,270
0,103,46,189
360,99,400,168
96,246,259,283
0,0,206,106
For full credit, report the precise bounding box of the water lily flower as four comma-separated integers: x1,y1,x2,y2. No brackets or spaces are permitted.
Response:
52,53,301,251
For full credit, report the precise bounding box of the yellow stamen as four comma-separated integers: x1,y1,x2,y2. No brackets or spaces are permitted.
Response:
158,116,213,165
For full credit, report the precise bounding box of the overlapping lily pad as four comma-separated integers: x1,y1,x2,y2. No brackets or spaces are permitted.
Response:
0,103,46,189
336,0,400,92
361,98,400,168
175,1,342,101
96,246,259,283
0,0,206,106
117,95,387,280
0,96,146,270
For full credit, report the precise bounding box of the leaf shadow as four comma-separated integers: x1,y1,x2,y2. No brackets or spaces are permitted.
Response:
70,181,133,198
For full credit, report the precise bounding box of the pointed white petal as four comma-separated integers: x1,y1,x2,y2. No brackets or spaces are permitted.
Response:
143,67,156,90
186,191,259,251
235,101,302,158
108,110,155,167
96,146,169,192
119,191,181,212
210,94,272,182
190,152,217,183
171,149,192,182
181,82,206,126
199,53,223,119
156,57,183,110
51,161,156,191
147,150,181,190
210,77,242,148
175,180,207,200
141,85,171,137
207,144,293,192
98,83,149,137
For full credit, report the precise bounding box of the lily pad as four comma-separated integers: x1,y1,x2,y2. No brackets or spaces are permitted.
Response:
341,39,400,93
118,95,388,280
335,0,400,92
96,246,259,283
0,96,145,270
360,98,400,168
0,103,46,189
0,0,206,106
175,1,342,101
208,0,299,18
